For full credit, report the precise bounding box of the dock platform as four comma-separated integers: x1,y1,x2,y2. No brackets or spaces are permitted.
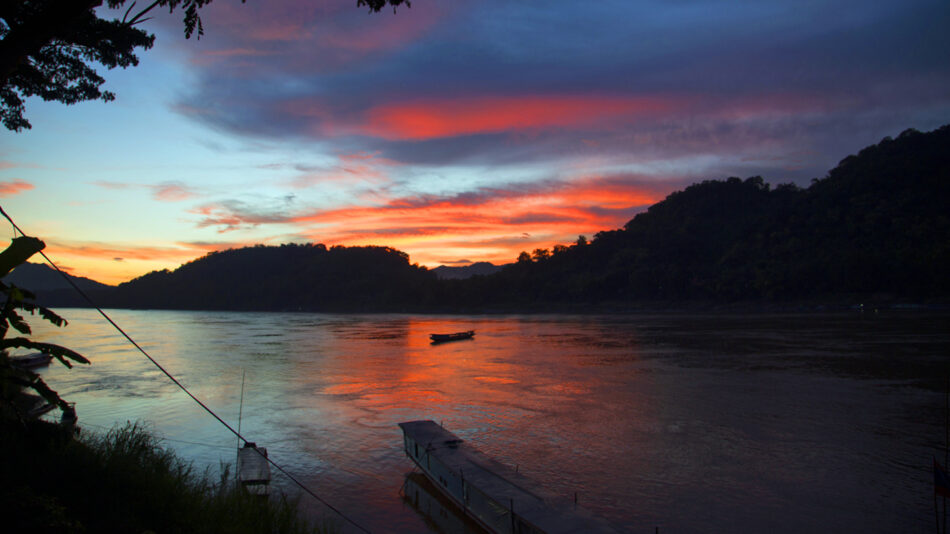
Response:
399,420,620,534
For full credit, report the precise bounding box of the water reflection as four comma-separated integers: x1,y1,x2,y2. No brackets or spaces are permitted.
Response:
26,310,950,533
402,472,489,534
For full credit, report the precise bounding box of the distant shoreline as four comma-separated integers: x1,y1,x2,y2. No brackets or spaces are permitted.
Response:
42,299,950,316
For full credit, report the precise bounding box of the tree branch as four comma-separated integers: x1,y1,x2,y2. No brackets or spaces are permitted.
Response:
0,0,104,87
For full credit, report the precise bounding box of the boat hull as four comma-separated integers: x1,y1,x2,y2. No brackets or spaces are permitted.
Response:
429,331,475,343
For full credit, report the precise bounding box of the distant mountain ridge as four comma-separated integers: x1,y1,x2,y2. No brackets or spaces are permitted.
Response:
24,124,950,311
433,262,505,280
4,262,112,293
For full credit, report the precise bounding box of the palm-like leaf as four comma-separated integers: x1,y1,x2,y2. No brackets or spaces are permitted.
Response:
0,337,89,367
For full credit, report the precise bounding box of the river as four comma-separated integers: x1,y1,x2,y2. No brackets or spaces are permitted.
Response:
28,309,950,533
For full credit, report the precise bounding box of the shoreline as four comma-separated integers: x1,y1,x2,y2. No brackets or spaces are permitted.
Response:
38,298,950,316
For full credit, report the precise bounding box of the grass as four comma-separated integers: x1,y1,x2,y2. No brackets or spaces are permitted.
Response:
0,418,334,534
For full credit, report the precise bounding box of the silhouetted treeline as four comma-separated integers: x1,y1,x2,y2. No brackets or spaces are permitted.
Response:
61,244,437,311
455,125,948,307
40,124,950,311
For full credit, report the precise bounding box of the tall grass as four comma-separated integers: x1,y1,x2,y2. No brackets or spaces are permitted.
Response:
0,418,335,533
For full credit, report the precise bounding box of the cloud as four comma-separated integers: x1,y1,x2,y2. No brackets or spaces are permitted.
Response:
92,180,199,202
48,241,222,263
354,95,677,140
191,196,297,233
0,180,34,197
278,171,682,267
0,161,41,171
289,151,399,189
92,180,134,190
163,0,949,190
152,182,197,202
179,0,445,72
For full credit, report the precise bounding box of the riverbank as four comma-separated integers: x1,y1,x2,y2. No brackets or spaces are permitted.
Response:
0,417,329,534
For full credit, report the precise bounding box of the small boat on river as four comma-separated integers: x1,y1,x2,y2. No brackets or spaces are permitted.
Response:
10,351,53,369
237,442,271,496
430,330,475,343
398,420,620,534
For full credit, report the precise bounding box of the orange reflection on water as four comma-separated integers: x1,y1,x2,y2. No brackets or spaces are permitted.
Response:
285,316,598,432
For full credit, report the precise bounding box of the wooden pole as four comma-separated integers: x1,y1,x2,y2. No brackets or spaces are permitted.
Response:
938,491,941,534
238,370,246,443
236,369,246,481
944,374,948,534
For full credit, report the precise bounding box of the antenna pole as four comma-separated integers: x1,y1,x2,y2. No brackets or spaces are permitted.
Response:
944,374,948,534
236,369,246,479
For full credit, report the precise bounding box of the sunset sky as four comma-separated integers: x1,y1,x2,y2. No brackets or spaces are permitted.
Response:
1,0,948,285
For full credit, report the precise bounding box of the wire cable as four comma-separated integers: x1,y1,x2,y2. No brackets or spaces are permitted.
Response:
0,205,373,534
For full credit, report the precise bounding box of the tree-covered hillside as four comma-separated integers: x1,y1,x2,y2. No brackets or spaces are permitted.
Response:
105,244,435,311
477,125,949,306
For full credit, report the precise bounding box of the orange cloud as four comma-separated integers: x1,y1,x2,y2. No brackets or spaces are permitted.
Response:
153,182,197,202
289,175,674,267
359,95,676,140
39,240,249,285
0,180,34,197
52,174,674,283
48,241,236,263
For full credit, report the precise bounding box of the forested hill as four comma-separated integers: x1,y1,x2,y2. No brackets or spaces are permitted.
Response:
35,124,950,311
456,125,949,306
7,262,111,293
102,244,436,311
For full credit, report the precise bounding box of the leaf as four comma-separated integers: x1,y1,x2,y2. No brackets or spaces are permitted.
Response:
18,302,68,328
38,306,67,328
0,338,89,366
14,285,37,301
0,237,45,278
24,372,67,411
0,361,64,410
8,286,26,303
7,310,31,335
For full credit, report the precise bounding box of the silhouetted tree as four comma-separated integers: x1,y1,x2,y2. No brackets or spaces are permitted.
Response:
0,0,410,131
532,248,550,262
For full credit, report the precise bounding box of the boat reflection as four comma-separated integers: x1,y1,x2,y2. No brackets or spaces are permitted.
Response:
402,471,489,534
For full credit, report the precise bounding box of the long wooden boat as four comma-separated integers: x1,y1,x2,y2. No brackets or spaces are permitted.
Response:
398,420,621,534
10,351,53,369
429,330,475,343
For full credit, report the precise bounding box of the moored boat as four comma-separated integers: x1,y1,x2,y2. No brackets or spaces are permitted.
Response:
18,393,55,418
429,330,475,343
237,442,271,496
10,351,53,369
398,420,621,534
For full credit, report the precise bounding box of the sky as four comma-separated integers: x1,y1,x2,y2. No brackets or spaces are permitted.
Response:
1,0,949,285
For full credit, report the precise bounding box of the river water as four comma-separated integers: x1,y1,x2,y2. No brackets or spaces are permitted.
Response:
28,309,950,533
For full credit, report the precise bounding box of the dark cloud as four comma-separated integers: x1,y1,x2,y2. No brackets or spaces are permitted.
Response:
158,0,949,191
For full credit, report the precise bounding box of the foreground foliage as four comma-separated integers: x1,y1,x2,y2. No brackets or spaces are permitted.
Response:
0,418,329,534
0,235,88,421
